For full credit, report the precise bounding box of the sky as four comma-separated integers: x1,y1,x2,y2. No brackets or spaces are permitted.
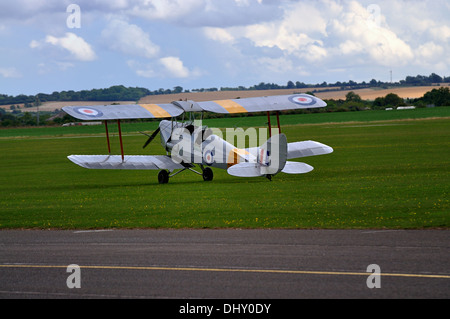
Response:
0,0,449,96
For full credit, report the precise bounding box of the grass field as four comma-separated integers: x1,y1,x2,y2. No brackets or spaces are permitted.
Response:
1,108,449,229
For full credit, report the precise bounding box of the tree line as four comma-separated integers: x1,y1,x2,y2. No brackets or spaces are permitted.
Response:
2,87,449,127
0,85,152,106
2,73,450,107
324,87,450,112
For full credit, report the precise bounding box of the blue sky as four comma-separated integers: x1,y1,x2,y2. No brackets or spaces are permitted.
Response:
1,0,449,96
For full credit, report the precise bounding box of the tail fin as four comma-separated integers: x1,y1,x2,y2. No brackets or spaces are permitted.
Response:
227,134,287,177
259,133,287,176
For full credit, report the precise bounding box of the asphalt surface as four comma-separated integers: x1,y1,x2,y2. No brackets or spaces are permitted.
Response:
0,229,449,299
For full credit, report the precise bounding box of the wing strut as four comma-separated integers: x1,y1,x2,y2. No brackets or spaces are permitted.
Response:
104,121,111,154
266,111,282,138
117,119,124,162
276,111,281,134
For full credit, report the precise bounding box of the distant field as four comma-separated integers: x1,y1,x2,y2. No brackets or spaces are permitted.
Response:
0,100,136,113
2,85,446,112
139,85,445,104
0,108,449,229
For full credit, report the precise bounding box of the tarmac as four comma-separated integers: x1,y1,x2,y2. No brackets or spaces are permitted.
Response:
0,229,448,299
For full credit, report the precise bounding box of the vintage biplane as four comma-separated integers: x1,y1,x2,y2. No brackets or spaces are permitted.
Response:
63,94,333,184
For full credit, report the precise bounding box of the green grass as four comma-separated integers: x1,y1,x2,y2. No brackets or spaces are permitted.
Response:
0,108,449,229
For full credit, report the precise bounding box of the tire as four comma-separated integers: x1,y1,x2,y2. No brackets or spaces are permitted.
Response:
202,167,213,182
158,170,169,184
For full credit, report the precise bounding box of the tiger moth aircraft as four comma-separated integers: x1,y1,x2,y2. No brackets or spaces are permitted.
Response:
63,94,333,184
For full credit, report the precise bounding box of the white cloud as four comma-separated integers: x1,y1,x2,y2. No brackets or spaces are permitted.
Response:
236,1,328,57
127,60,157,78
0,24,7,34
417,42,444,60
429,25,450,42
101,19,160,59
0,67,22,78
207,0,423,71
126,0,204,21
29,40,40,49
203,27,234,43
45,33,97,61
327,1,414,66
127,56,200,79
31,33,97,62
159,56,190,78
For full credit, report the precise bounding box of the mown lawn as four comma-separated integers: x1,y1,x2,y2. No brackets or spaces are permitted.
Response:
0,108,449,229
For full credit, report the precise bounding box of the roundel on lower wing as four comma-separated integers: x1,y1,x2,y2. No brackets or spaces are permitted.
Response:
74,107,104,118
289,95,317,106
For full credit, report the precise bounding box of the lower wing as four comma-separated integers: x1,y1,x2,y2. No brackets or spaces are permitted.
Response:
68,155,184,170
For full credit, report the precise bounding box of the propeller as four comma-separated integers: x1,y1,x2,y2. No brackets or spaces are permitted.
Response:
140,127,160,149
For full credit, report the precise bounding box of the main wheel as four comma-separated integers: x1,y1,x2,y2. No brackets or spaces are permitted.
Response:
158,170,169,184
202,167,213,182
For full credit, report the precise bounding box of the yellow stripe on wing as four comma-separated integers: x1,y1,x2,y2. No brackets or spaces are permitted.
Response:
140,104,172,118
214,100,247,114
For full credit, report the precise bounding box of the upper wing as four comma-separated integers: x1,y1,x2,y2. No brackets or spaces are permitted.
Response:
197,94,326,114
62,94,326,120
62,103,184,120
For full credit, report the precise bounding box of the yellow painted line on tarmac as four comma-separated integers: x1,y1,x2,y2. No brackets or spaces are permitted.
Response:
1,264,449,279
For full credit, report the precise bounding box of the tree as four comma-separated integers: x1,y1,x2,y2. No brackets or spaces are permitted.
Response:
345,91,362,102
422,87,450,106
429,73,443,83
295,81,307,88
373,97,386,109
384,93,404,107
173,86,183,94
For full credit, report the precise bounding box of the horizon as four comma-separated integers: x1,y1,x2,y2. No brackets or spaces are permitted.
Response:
2,72,448,99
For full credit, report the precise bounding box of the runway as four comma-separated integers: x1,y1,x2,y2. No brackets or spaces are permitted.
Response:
0,229,448,299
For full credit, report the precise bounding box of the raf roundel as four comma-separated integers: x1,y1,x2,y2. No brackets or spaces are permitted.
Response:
204,150,214,165
74,107,103,118
289,95,317,106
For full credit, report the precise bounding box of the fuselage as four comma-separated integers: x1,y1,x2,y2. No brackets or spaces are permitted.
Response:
158,120,254,169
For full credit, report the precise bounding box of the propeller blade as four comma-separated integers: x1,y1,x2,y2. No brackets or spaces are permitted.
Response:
140,127,160,149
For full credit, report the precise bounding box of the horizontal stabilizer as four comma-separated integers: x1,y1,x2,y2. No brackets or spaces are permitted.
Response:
282,162,314,174
227,162,264,177
68,155,183,170
287,141,333,159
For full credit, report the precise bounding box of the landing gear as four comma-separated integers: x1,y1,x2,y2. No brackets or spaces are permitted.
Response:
202,167,213,182
158,170,169,184
157,166,213,184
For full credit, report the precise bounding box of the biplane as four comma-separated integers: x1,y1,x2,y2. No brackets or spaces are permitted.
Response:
63,94,333,184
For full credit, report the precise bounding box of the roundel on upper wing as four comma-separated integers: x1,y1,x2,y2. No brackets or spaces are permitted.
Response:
74,107,104,118
289,94,317,106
